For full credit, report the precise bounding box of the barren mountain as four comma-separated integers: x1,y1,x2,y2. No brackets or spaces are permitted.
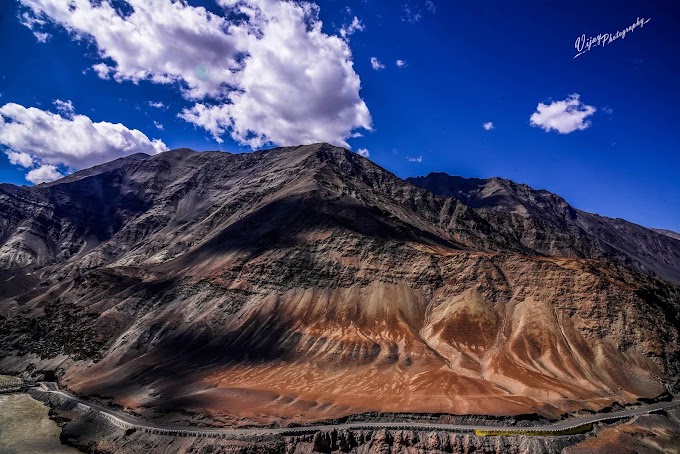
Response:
1,144,679,428
407,173,680,285
652,228,680,242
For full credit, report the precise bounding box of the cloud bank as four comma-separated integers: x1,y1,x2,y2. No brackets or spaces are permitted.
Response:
0,102,167,183
20,0,372,149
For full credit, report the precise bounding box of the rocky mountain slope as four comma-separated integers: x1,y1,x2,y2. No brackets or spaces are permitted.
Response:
652,228,680,242
1,144,679,428
407,173,680,285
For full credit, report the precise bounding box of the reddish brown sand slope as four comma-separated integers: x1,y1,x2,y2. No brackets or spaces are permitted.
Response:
45,250,668,425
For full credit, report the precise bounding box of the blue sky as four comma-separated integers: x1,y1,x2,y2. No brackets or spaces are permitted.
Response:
0,0,678,232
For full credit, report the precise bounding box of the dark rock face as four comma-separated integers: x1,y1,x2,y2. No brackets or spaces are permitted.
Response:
1,144,679,431
407,173,680,285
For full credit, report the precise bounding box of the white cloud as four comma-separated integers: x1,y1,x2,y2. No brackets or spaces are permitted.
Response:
153,120,164,131
530,94,596,134
53,99,74,117
20,10,50,42
406,155,423,162
180,1,371,148
0,103,168,180
370,57,385,70
20,0,241,100
25,164,63,184
92,62,112,80
5,151,34,168
396,59,407,68
21,0,372,149
483,121,494,131
356,148,370,158
33,31,50,43
340,16,364,39
147,101,167,109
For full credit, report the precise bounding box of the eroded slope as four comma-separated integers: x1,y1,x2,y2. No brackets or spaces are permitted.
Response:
1,144,679,426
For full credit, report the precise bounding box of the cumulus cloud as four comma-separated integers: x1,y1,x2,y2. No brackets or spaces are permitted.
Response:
340,16,364,39
406,155,423,162
530,94,596,134
53,99,74,116
396,59,407,68
370,57,385,70
6,150,34,168
0,102,168,182
20,0,241,100
21,0,372,149
25,164,63,184
356,148,370,158
181,1,371,148
153,121,164,131
483,121,494,131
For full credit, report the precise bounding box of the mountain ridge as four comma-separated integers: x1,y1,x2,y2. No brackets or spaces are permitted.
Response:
1,143,679,428
408,171,680,284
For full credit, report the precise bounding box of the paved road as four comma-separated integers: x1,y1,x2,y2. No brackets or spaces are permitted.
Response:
38,383,680,438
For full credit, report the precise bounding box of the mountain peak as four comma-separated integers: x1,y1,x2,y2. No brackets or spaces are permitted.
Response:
37,152,152,188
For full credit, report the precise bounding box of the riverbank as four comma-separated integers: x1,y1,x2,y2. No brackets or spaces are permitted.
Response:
12,376,680,453
0,392,81,454
31,388,583,453
0,374,80,454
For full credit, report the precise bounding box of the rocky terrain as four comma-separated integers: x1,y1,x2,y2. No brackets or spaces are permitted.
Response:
407,173,680,285
35,390,582,454
652,228,680,242
31,390,680,453
564,407,680,453
1,143,679,451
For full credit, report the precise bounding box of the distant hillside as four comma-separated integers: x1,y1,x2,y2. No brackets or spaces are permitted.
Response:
408,172,680,285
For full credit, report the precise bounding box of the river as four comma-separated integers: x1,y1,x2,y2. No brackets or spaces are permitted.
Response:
0,375,80,454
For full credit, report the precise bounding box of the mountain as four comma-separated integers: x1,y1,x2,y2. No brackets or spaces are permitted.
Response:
652,228,680,242
1,144,679,429
408,173,680,285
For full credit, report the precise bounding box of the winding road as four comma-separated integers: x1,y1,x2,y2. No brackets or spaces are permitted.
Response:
38,382,679,438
